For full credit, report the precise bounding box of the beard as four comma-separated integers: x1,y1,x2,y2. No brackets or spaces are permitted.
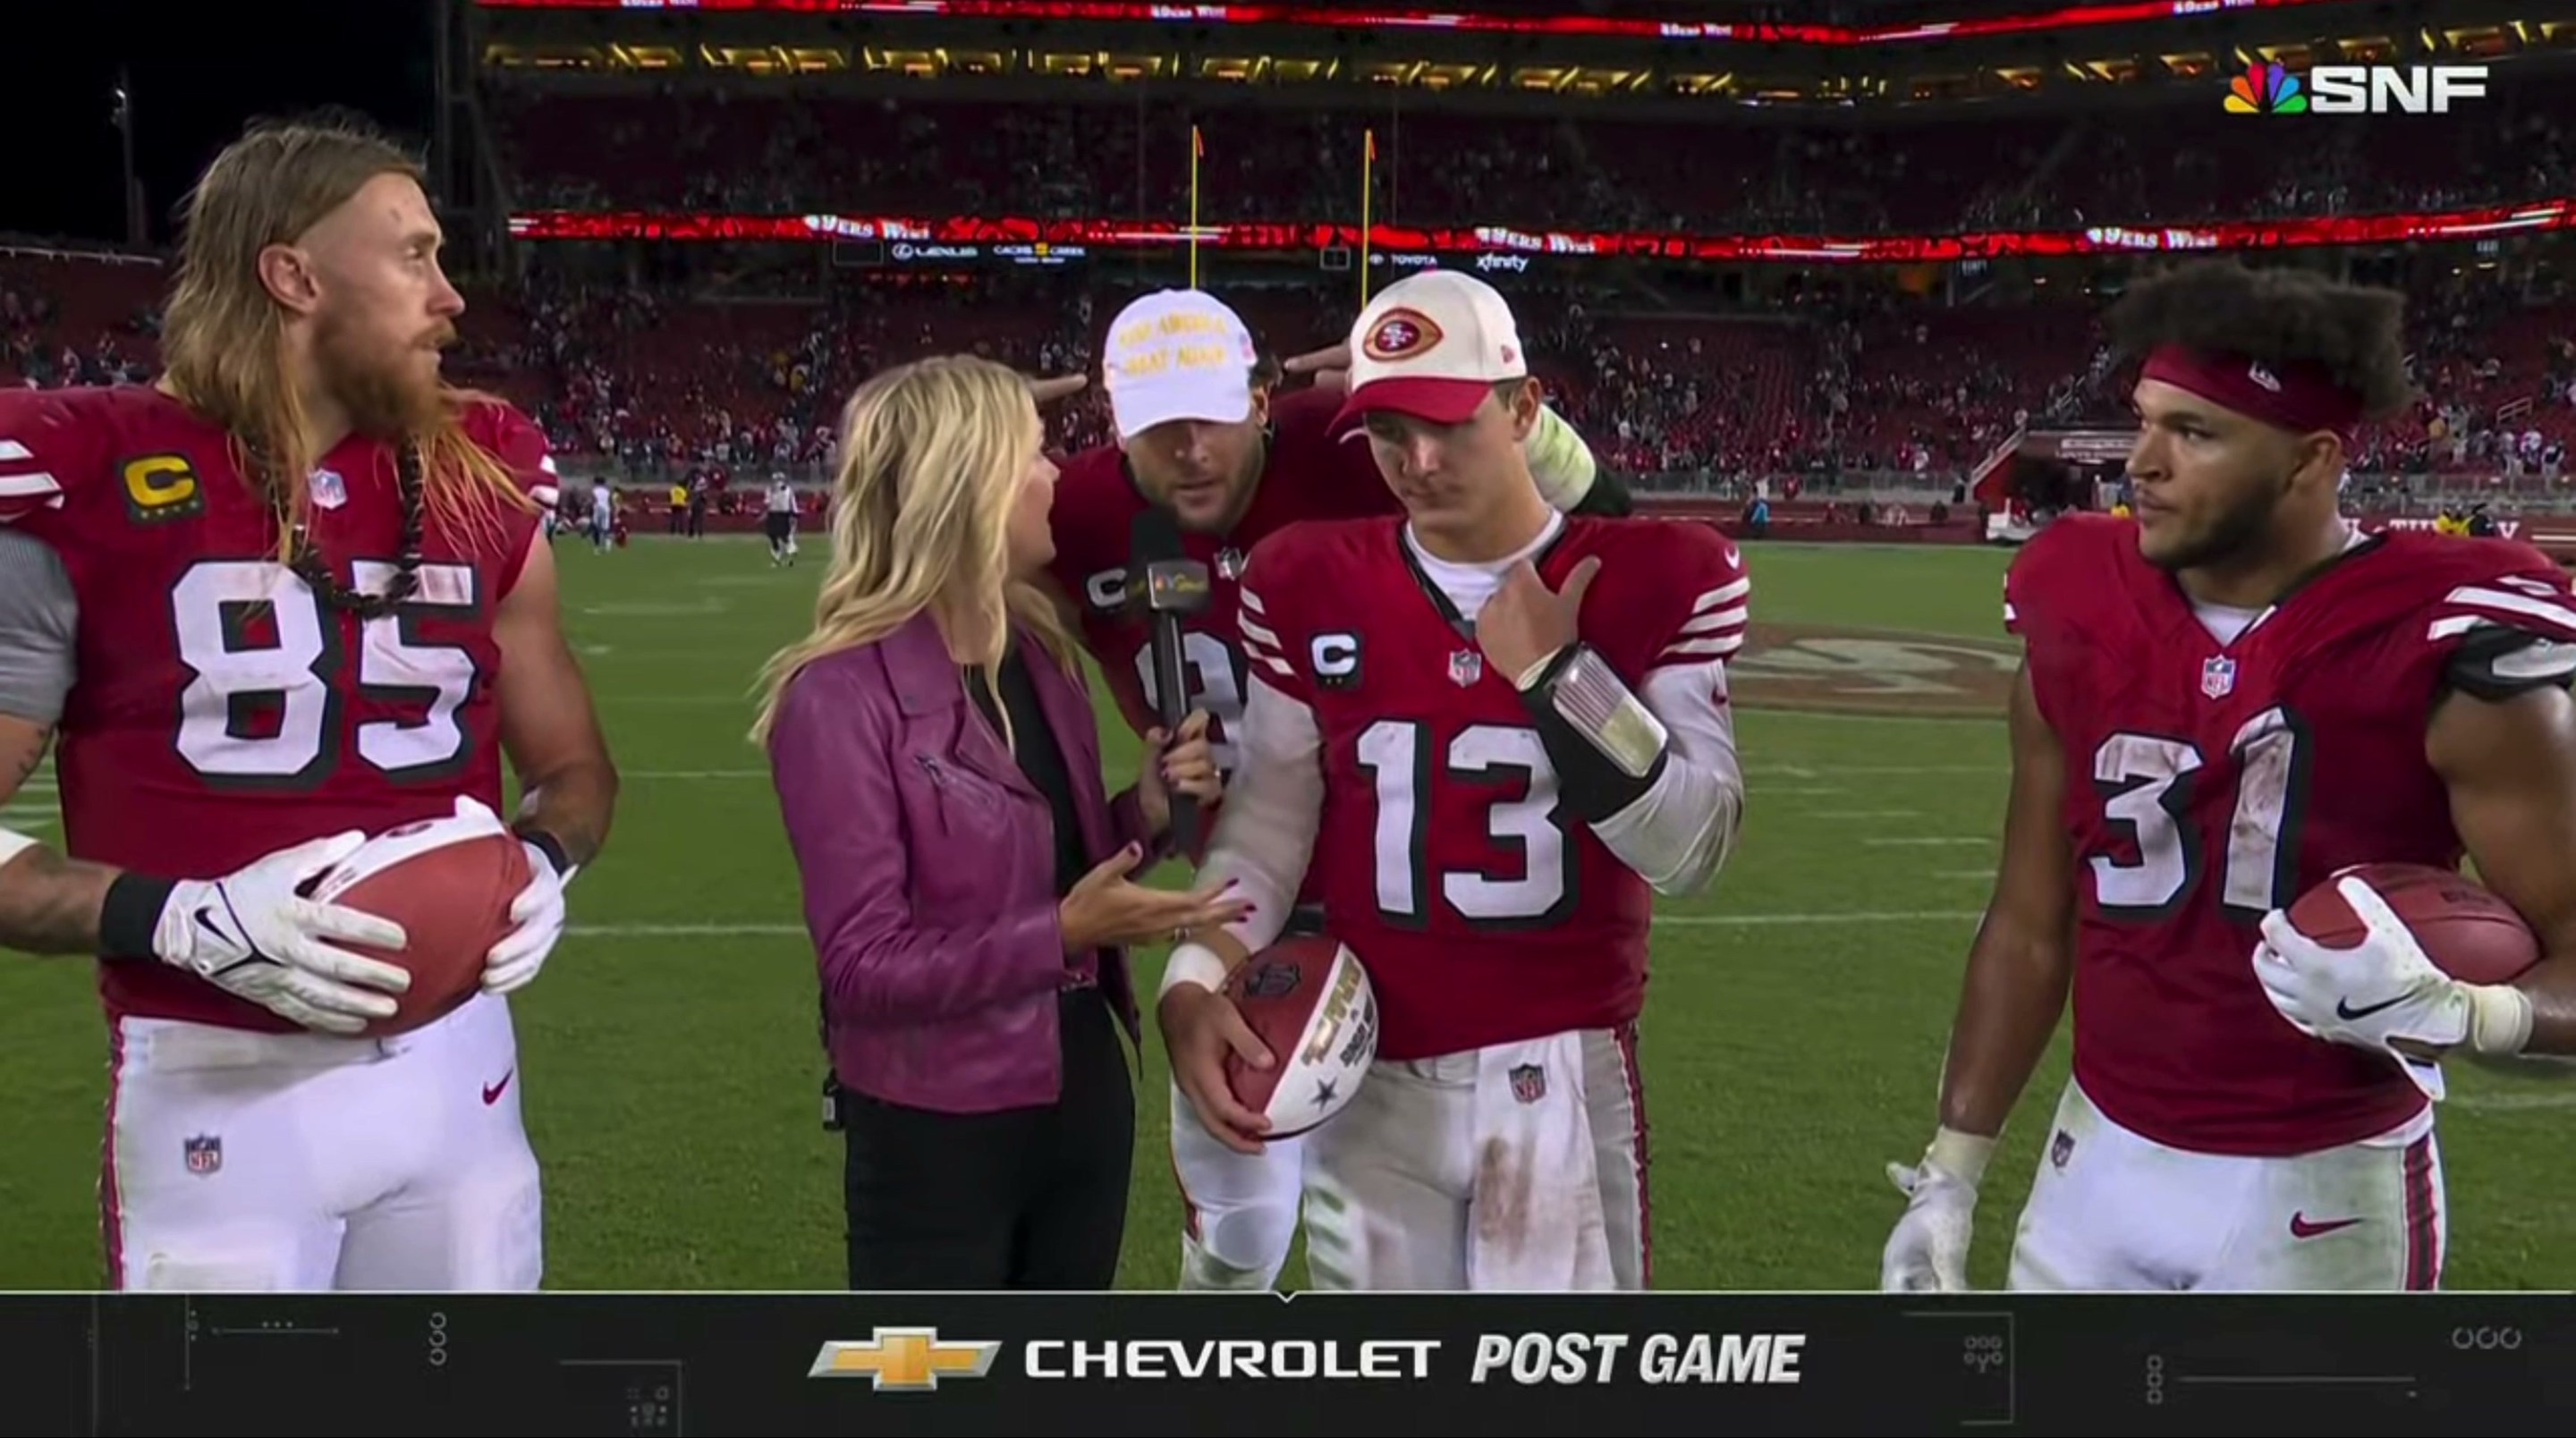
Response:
317,308,451,441
2143,473,2288,573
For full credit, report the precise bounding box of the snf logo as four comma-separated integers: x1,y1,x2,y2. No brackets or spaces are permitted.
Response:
2228,61,2488,115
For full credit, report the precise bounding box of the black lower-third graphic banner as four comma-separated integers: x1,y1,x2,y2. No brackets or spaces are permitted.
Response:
1,1292,2563,1435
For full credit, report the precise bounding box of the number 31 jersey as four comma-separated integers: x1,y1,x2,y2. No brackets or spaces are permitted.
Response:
1236,512,1748,1061
2009,513,2576,1156
0,384,554,1031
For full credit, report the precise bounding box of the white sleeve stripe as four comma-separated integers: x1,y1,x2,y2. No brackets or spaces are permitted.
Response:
2437,585,2576,636
0,473,61,498
0,441,30,461
1238,588,1266,615
2497,575,2565,599
1692,577,1753,611
1658,632,1744,661
1239,615,1282,648
2428,614,2489,641
1678,605,1747,637
1254,653,1295,679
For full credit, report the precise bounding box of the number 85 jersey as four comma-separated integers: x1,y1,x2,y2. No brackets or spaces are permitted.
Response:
2010,513,2576,1157
1231,513,1748,1062
0,385,553,1028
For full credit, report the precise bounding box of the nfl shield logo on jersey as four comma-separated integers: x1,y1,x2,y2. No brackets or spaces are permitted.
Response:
183,1135,222,1177
1215,547,1245,580
1509,1063,1546,1104
309,468,348,510
1448,650,1484,688
2200,656,2237,699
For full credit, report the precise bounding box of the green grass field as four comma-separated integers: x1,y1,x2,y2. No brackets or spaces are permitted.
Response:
4,536,2571,1292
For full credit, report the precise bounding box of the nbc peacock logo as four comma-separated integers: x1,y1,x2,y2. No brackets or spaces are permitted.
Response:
2225,62,2309,114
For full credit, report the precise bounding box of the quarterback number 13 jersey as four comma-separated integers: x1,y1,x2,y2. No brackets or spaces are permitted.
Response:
1233,514,1747,1061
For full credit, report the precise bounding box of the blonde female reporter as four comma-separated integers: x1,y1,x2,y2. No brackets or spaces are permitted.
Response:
753,355,1244,1290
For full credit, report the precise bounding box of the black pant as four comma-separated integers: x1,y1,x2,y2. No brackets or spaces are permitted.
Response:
839,989,1135,1290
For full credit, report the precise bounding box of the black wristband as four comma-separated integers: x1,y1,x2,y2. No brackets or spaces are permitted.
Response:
514,825,572,876
1517,645,1668,825
99,872,179,961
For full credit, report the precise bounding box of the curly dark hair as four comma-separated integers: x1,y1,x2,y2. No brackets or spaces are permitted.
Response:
2103,261,2417,422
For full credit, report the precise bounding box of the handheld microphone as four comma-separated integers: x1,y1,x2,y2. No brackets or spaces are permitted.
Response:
1130,506,1215,856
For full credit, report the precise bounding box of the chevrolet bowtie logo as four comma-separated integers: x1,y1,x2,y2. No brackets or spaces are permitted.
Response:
809,1327,1003,1391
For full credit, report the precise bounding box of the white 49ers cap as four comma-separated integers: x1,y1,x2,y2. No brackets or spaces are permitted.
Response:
1101,289,1262,442
1332,269,1528,432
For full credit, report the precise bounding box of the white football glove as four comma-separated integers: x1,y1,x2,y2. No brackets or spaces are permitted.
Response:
151,831,413,1036
2253,873,2535,1102
484,836,575,996
1880,1127,1993,1292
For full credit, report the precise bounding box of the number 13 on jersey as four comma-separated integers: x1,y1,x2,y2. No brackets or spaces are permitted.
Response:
1354,717,1579,929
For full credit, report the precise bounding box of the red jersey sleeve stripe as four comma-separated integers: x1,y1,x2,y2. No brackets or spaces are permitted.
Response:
1239,613,1286,651
2429,583,2576,641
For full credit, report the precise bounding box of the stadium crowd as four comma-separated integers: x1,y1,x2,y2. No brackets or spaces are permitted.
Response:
10,243,2572,511
485,78,2576,238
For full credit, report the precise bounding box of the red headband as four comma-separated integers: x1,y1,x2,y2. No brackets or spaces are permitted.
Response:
2140,344,2364,446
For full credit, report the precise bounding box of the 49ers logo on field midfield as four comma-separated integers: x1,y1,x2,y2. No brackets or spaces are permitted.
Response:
1730,624,2019,718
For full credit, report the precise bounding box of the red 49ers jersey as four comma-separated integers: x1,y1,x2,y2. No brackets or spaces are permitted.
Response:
2009,513,2576,1155
1236,513,1748,1060
0,384,555,1032
1045,386,1395,774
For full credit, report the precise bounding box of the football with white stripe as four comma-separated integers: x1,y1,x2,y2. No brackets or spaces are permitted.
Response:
1222,935,1379,1138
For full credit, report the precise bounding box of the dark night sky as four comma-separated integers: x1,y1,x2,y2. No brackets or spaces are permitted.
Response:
6,1,439,249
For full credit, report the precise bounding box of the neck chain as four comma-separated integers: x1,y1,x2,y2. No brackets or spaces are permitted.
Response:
255,439,428,620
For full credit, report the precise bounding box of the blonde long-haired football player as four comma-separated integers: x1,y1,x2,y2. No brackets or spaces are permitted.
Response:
0,110,616,1292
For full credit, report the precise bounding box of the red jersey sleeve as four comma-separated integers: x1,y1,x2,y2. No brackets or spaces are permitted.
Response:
1586,520,1747,680
462,400,557,600
1233,525,1315,706
0,387,100,529
2419,541,2576,700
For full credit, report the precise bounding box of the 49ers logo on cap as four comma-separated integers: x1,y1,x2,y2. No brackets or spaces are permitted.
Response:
1364,308,1444,362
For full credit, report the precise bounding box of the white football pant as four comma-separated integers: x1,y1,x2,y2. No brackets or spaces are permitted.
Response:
1170,1075,1307,1290
1301,1024,1648,1291
2008,1079,2445,1291
103,991,544,1291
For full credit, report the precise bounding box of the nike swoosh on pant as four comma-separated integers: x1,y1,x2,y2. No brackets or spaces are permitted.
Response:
2290,1213,2364,1239
482,1070,515,1105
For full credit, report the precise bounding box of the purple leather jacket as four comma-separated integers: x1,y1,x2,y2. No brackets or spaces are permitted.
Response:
767,610,1160,1114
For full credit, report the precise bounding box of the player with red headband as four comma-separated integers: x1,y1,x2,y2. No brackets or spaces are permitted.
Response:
1881,260,2576,1293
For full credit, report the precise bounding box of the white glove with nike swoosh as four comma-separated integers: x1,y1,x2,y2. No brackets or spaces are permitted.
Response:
2252,873,2536,1102
1880,1127,1993,1291
150,831,414,1036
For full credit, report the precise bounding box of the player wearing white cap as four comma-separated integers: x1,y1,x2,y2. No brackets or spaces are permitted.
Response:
1156,271,1750,1290
1038,284,1615,1292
